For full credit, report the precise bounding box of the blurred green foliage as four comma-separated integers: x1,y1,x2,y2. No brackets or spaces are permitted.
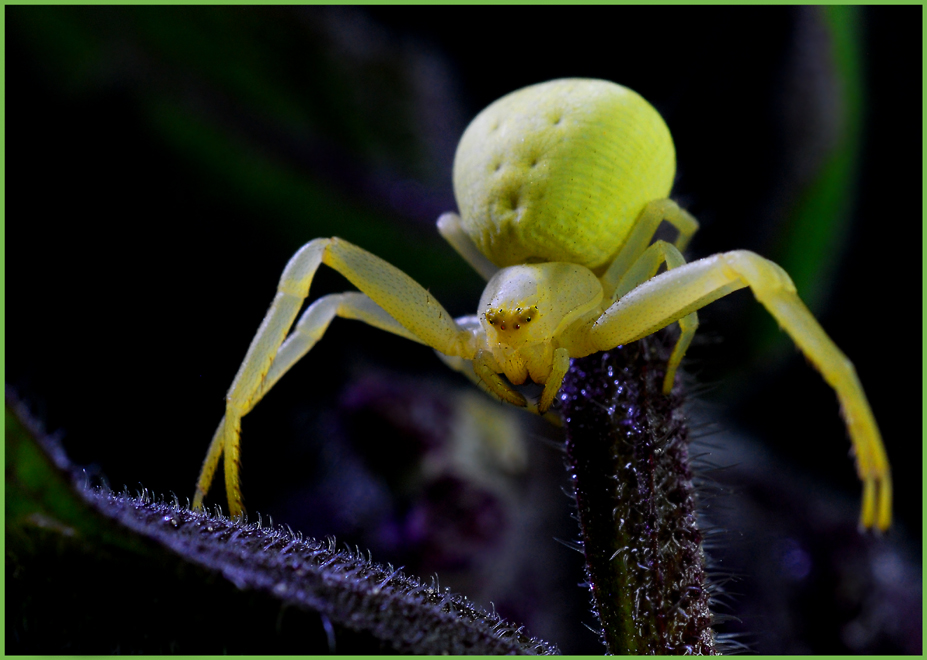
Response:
756,6,865,354
6,399,148,556
14,5,478,295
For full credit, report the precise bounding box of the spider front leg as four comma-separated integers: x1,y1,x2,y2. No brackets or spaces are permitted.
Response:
194,238,474,517
194,239,329,516
586,249,891,531
194,291,425,514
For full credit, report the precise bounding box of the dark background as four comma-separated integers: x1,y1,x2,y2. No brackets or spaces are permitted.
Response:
6,6,921,654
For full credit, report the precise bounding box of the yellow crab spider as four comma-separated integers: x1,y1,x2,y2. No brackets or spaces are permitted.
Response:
193,78,891,532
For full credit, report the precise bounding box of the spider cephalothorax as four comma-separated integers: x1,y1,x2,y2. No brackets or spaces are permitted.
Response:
484,305,537,333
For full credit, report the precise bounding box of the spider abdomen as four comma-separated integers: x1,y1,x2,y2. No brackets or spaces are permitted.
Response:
452,78,676,274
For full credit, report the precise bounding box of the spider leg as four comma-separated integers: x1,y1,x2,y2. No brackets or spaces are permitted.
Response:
437,212,500,281
537,347,571,413
610,240,699,394
195,239,329,517
435,316,503,398
436,316,564,421
601,199,699,298
194,238,475,517
438,348,565,424
471,350,528,407
193,291,424,512
587,249,891,531
261,292,424,403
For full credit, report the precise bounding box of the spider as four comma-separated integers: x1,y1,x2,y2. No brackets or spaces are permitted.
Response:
192,78,891,531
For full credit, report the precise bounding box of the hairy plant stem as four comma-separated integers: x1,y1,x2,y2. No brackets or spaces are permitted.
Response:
559,331,714,654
